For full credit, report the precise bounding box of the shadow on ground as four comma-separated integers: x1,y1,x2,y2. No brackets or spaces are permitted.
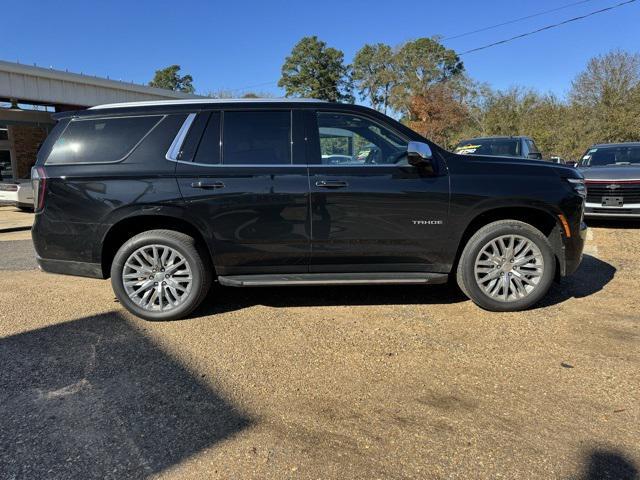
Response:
540,253,616,307
0,312,251,479
578,449,639,480
193,253,616,316
195,281,468,316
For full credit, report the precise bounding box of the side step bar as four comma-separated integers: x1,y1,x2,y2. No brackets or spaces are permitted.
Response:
218,272,449,287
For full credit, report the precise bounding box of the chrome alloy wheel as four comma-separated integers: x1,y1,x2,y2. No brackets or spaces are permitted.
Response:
122,244,193,312
473,234,544,302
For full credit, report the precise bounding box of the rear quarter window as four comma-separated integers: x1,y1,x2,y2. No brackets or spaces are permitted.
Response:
45,115,162,164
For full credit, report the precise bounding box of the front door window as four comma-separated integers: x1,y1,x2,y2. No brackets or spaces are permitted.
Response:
317,112,408,166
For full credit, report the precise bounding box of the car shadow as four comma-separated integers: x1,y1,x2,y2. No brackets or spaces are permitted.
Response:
577,448,639,480
194,281,468,316
0,312,251,479
538,253,616,308
192,253,615,317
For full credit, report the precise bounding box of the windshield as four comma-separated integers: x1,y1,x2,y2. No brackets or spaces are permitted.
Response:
454,138,520,157
579,145,640,166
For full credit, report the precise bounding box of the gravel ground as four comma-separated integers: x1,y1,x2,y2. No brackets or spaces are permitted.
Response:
0,225,638,479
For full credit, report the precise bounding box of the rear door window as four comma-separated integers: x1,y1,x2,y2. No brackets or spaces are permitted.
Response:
193,112,221,165
222,111,291,165
46,115,162,164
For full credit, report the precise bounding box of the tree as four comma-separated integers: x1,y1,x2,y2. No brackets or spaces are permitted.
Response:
407,83,469,147
569,50,640,146
278,36,352,102
390,37,464,116
351,43,396,113
149,65,195,93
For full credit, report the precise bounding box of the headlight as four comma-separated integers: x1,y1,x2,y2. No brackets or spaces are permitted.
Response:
566,178,586,198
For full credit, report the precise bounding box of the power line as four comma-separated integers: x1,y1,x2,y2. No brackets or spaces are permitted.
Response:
442,0,597,41
225,0,637,97
459,0,637,55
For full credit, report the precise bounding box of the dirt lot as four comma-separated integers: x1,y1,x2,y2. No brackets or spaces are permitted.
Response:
0,223,638,479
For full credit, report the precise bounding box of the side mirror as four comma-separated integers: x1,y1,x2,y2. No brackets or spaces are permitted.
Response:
565,160,578,167
407,141,433,167
527,152,542,160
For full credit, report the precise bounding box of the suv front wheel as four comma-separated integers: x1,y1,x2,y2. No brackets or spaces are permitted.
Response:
456,220,556,312
111,229,212,321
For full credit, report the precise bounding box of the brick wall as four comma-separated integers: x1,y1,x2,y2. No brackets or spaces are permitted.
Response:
7,125,49,179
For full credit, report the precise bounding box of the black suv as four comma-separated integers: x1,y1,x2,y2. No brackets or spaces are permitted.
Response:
32,99,587,320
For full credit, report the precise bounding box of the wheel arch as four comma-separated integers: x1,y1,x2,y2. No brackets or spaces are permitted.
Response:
100,214,214,279
453,206,565,279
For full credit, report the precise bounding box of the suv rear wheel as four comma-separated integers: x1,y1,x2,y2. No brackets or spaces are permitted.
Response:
111,229,212,321
456,220,556,311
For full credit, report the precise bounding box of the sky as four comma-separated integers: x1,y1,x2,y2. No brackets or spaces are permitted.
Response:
2,0,638,100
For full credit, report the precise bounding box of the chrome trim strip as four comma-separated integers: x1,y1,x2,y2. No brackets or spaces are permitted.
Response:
584,212,640,218
586,202,640,208
585,179,640,183
166,113,197,161
167,162,409,168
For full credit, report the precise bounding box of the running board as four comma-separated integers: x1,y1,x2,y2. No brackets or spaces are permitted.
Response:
217,272,449,287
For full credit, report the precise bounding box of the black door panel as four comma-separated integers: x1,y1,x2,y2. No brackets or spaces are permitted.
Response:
309,165,449,271
308,110,450,272
175,109,311,275
176,167,310,274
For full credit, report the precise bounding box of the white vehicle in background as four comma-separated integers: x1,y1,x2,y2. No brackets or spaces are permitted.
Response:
0,179,34,211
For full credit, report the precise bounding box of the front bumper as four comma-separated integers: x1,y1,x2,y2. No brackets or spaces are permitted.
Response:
563,219,587,276
584,202,640,218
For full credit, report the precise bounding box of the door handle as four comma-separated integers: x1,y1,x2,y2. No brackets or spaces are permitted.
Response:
191,181,225,189
315,180,349,188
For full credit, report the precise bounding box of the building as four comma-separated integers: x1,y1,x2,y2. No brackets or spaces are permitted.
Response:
0,60,197,181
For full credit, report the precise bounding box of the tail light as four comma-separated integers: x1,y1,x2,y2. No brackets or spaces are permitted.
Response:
31,166,47,212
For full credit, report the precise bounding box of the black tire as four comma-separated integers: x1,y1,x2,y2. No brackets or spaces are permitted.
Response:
111,229,212,321
456,220,556,312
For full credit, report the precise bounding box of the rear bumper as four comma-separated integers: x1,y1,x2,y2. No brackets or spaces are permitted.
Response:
36,255,105,279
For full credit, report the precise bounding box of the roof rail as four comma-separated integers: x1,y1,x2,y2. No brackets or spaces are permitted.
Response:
90,98,328,110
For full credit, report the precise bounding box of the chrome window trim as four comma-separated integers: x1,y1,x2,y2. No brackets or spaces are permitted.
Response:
165,113,197,161
167,162,410,168
166,109,412,168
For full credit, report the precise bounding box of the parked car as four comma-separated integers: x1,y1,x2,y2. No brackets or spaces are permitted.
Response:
454,136,543,160
31,99,586,320
578,142,640,219
0,179,34,210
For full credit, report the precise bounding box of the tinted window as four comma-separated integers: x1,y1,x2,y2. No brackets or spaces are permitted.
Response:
193,112,221,165
0,128,8,141
178,113,210,162
580,145,640,166
0,150,11,181
46,115,162,164
454,138,520,157
317,112,408,165
223,111,290,165
526,139,540,154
